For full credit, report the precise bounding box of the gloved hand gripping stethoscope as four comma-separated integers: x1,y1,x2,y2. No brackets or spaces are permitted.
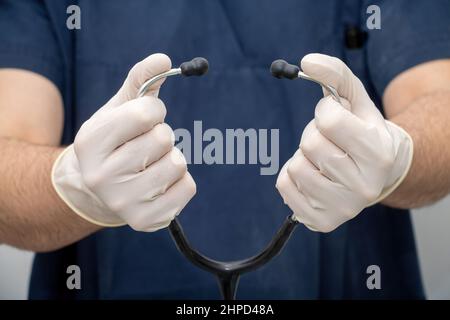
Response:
135,57,341,300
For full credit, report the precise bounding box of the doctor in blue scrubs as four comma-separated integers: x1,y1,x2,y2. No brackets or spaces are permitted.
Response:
0,0,450,299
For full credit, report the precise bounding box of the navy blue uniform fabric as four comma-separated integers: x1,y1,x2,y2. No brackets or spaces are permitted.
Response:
1,0,450,299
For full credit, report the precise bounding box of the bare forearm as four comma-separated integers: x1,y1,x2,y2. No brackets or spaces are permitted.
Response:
0,137,100,252
382,90,450,208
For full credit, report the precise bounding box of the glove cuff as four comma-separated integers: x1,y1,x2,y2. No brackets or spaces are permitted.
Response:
369,121,414,205
51,145,126,227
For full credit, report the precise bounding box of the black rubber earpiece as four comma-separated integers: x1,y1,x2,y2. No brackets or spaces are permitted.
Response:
180,57,209,76
270,59,299,80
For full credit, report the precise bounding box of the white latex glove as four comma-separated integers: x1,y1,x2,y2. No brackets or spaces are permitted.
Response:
52,53,196,232
276,53,413,233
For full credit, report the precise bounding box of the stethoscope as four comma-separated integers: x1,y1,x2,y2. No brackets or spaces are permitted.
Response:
137,57,340,300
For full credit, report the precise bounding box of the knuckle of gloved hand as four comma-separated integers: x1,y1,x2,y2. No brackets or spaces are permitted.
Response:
127,102,152,128
287,157,302,181
309,216,336,233
127,63,144,88
127,217,148,232
377,151,395,170
144,96,167,120
129,97,166,128
153,123,175,151
338,206,358,220
315,98,341,134
168,148,188,175
275,171,290,193
73,137,85,157
106,197,129,214
299,136,320,158
73,130,91,156
185,174,197,197
128,217,159,232
129,208,172,232
318,221,337,233
358,184,381,203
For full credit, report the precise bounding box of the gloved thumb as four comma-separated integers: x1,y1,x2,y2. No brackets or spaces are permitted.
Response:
108,53,172,107
301,53,384,125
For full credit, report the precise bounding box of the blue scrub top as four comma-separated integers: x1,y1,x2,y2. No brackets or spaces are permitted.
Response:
1,0,450,299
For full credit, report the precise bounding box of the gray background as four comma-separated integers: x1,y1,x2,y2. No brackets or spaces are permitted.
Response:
1,196,449,299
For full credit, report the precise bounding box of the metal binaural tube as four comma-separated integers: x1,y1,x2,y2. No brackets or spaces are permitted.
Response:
137,68,182,98
297,71,341,103
137,57,209,98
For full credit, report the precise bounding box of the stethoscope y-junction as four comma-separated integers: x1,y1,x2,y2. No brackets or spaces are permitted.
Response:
137,57,340,300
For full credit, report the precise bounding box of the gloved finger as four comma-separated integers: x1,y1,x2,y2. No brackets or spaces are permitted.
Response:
314,95,391,164
107,123,175,174
107,53,172,108
125,172,196,232
300,53,385,126
276,161,334,232
81,147,188,213
134,147,188,201
75,96,166,163
287,149,353,211
299,121,360,189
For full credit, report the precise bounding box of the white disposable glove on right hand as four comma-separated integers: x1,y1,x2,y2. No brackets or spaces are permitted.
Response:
52,53,196,232
276,54,413,233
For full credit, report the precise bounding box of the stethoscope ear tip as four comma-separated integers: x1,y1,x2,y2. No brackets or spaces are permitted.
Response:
180,57,209,76
270,59,299,79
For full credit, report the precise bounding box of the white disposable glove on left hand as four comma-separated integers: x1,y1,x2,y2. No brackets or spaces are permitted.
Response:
52,53,196,232
276,53,413,232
